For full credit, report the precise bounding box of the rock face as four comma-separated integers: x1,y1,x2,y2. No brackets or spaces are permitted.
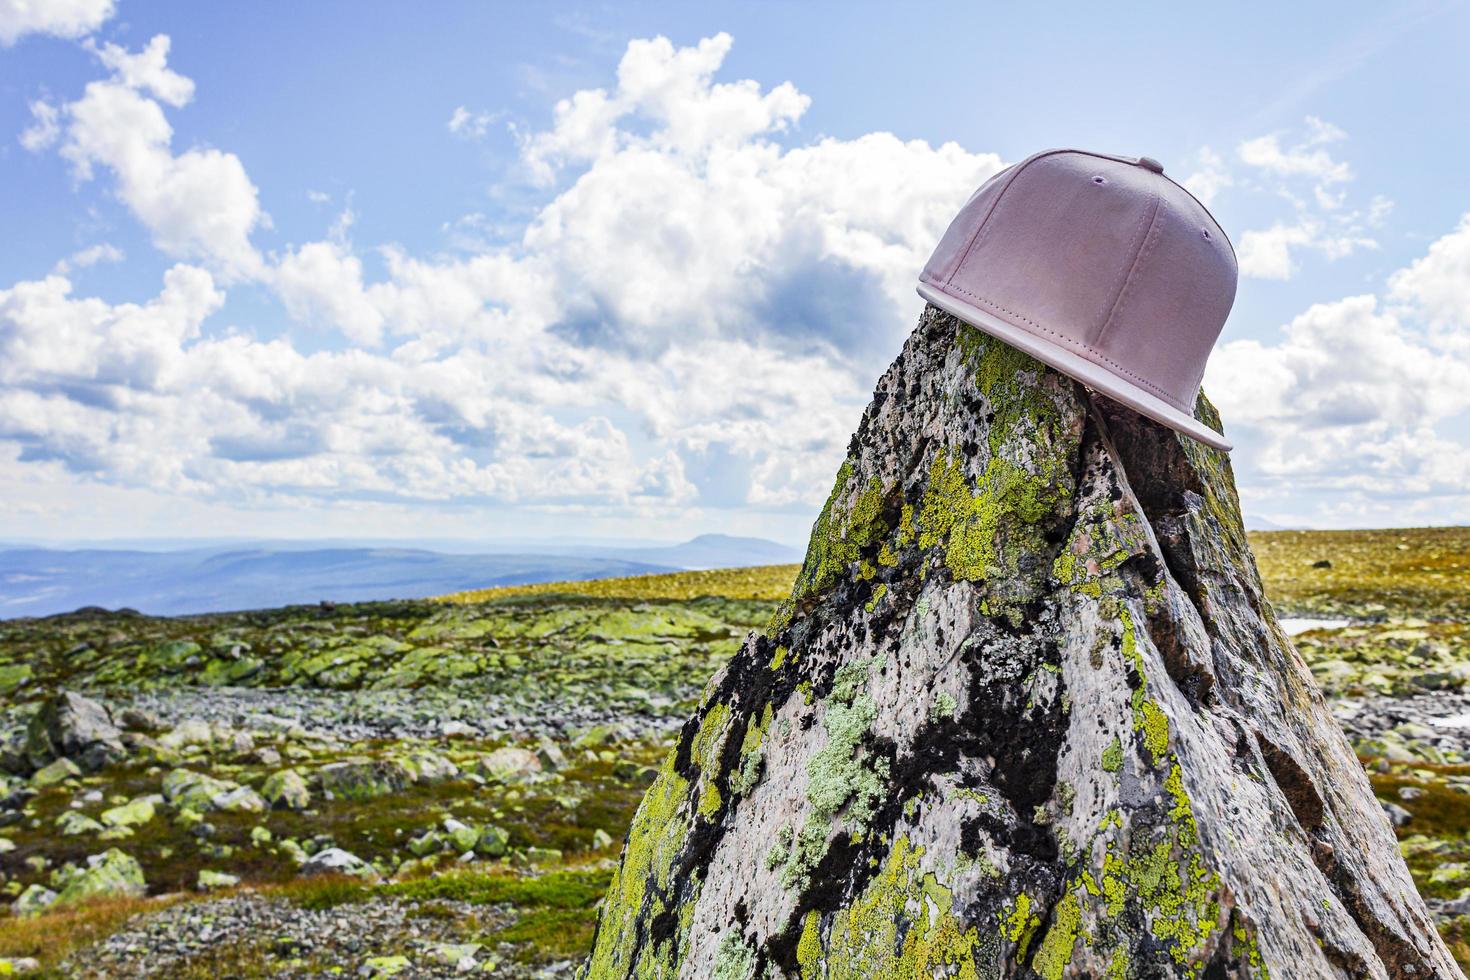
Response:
583,306,1460,978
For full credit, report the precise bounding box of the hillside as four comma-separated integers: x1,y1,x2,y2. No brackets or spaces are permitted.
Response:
0,528,1466,975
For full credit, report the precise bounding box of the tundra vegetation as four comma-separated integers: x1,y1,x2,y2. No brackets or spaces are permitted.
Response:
0,529,1467,973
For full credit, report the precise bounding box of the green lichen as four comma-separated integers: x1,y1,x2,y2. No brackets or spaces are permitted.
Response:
790,461,893,605
1101,737,1123,773
1032,890,1082,980
865,583,888,613
1138,700,1170,762
584,756,693,977
711,930,755,980
796,910,823,978
916,450,1057,591
776,662,889,892
729,703,773,797
930,691,958,723
999,891,1040,955
821,835,981,979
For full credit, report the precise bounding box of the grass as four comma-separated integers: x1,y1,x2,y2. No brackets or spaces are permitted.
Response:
0,894,188,974
437,563,801,604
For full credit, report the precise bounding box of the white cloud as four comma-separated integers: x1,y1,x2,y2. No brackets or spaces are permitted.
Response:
19,99,59,151
1388,212,1470,330
39,35,266,280
51,242,123,275
1224,117,1388,280
447,106,501,140
0,0,113,46
1181,146,1232,209
1238,115,1352,188
1237,218,1377,280
1208,216,1470,525
0,30,997,523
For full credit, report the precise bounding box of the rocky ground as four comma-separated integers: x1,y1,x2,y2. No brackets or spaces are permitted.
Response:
0,535,1467,975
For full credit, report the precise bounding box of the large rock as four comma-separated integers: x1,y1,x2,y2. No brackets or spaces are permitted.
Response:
53,848,146,906
583,307,1460,978
24,691,127,773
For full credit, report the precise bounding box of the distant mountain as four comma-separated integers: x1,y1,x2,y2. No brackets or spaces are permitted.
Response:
0,533,802,619
0,548,673,618
1244,515,1295,531
584,533,801,569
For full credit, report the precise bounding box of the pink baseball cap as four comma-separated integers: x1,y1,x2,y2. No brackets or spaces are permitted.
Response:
918,148,1236,451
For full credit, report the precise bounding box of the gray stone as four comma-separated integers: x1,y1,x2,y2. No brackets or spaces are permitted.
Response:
582,307,1461,976
24,692,127,773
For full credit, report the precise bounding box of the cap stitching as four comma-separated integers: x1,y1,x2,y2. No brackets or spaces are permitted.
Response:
1093,188,1160,344
936,280,1191,411
945,149,1079,287
1097,192,1164,346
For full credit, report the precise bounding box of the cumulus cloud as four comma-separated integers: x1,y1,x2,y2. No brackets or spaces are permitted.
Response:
2,32,1002,519
0,0,113,46
1388,212,1470,331
1208,215,1470,525
1225,117,1388,280
31,34,266,280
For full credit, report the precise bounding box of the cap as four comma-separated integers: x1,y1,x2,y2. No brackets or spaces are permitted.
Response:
917,148,1237,450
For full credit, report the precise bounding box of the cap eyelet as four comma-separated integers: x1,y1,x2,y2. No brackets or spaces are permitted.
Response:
1201,229,1211,240
1091,175,1106,185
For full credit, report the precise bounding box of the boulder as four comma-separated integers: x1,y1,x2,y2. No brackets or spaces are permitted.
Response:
24,692,126,773
161,768,265,813
30,757,81,788
301,846,378,880
261,768,311,810
472,747,541,783
13,883,57,916
582,307,1460,977
100,797,156,829
53,848,146,906
197,869,239,891
318,758,414,801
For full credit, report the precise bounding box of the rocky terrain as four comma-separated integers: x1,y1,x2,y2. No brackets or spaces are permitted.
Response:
0,529,1466,975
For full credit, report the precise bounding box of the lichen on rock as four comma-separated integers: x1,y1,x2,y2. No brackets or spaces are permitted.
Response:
582,305,1461,978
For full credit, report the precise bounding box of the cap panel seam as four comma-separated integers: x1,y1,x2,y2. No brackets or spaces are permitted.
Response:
944,148,1078,287
937,281,1191,411
1091,187,1159,345
1095,189,1163,347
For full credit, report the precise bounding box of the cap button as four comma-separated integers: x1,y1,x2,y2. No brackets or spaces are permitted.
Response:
1137,156,1165,174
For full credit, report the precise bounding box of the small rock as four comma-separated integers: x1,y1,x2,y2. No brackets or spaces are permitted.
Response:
197,869,239,891
13,883,57,916
301,847,378,880
31,757,81,788
1383,801,1413,827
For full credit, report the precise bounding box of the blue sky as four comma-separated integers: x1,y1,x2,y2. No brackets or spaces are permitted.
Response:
1,0,1468,545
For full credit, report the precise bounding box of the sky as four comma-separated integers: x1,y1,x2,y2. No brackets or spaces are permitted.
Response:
0,0,1468,547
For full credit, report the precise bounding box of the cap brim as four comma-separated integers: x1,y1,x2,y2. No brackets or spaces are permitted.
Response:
917,282,1232,452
